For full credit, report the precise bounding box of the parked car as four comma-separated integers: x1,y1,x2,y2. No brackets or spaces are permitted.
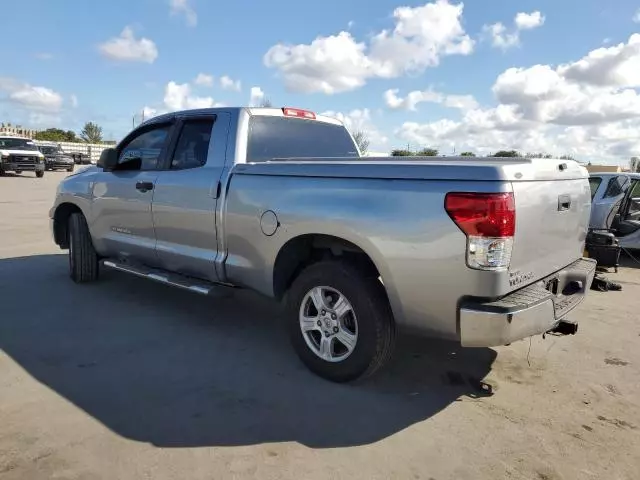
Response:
0,136,45,177
63,152,91,165
50,107,596,382
38,144,75,172
589,171,640,249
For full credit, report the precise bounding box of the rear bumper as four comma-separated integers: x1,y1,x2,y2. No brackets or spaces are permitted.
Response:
459,258,597,347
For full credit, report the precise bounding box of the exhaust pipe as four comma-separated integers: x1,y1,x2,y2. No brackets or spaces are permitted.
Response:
549,320,579,336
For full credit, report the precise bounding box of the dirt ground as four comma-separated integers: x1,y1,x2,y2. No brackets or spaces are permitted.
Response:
1,171,639,480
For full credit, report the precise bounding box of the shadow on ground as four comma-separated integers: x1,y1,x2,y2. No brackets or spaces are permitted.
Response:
0,254,496,449
620,250,640,269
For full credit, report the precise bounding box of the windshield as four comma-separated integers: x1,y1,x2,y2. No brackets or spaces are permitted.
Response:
40,146,62,155
247,116,359,162
0,137,40,151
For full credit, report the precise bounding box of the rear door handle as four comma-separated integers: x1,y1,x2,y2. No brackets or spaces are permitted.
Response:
135,181,154,192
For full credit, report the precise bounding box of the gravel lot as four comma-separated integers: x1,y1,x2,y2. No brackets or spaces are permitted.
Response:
1,171,639,480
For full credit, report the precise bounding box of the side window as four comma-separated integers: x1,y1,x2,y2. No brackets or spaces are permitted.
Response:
118,125,171,170
170,119,214,170
589,177,602,200
603,175,629,198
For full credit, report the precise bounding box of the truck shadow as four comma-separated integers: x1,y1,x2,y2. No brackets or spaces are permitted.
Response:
0,254,497,449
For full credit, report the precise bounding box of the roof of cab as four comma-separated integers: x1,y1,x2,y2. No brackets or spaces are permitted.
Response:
139,106,344,128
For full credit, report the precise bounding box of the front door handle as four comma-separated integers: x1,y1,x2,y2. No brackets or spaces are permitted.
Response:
135,181,154,192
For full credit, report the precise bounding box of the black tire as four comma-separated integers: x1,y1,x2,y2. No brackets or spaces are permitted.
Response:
68,212,99,283
15,170,22,175
67,166,74,172
286,260,395,382
35,170,44,178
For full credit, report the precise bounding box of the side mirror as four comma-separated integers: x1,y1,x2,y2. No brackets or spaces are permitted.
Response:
98,148,118,171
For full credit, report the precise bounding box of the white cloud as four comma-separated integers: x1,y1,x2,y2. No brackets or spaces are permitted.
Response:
394,33,640,161
249,87,265,106
483,11,545,51
220,75,241,91
194,73,214,87
0,77,63,112
170,0,197,27
483,22,520,50
264,0,474,94
558,34,640,88
140,80,225,120
384,87,478,111
514,11,545,30
633,8,640,23
164,81,220,110
70,94,78,108
321,109,388,149
98,26,158,63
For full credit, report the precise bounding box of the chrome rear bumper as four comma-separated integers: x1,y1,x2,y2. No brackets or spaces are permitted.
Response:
459,258,597,347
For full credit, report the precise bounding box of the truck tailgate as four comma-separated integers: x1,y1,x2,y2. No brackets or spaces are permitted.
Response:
509,161,591,287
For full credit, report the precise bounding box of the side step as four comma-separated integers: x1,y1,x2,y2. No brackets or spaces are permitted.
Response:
102,260,233,296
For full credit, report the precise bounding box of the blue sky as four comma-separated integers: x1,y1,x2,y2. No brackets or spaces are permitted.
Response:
2,0,640,162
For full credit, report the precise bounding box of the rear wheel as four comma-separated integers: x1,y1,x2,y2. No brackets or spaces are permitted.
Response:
286,261,395,382
68,212,99,283
15,170,22,175
36,170,44,178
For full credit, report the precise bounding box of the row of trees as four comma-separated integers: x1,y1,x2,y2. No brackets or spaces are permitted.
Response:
352,131,579,160
34,122,105,144
388,147,576,160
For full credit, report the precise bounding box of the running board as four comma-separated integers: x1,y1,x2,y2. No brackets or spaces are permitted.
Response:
102,260,232,296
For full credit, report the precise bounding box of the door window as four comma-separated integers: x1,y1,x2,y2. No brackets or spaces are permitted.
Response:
625,181,640,220
603,175,630,198
118,125,171,170
170,119,214,170
588,177,602,200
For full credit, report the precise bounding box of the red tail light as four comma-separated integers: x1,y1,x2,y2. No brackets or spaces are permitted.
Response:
445,192,515,238
282,107,316,120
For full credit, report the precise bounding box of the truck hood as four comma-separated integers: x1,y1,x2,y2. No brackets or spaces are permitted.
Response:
0,149,44,157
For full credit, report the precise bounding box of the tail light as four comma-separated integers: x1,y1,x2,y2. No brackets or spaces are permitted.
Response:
445,192,516,270
282,107,316,119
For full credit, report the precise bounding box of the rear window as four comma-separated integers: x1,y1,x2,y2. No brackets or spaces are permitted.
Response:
589,177,602,200
247,116,359,162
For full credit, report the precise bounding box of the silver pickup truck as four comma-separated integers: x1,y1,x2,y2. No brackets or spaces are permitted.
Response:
50,107,597,382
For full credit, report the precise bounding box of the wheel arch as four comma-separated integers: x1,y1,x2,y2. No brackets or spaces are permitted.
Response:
272,233,389,303
52,202,85,249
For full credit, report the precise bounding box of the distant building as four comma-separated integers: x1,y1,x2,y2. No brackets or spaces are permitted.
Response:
585,165,622,173
0,123,38,139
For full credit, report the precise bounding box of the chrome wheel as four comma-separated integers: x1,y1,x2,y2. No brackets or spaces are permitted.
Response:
299,286,358,362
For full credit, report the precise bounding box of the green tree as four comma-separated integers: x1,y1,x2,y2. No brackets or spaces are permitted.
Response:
352,130,370,155
460,151,476,157
417,148,439,156
492,150,520,157
391,149,414,156
558,154,576,160
80,122,103,143
259,98,273,108
34,128,79,142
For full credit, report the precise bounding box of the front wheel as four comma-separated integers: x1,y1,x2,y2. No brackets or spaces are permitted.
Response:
68,212,99,283
286,261,395,382
67,166,74,172
35,170,44,178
